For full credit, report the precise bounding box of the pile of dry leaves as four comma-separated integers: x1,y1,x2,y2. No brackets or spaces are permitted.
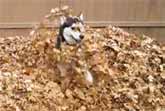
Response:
0,6,165,111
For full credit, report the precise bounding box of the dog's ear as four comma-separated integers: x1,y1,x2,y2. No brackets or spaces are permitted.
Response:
79,13,84,21
60,16,66,25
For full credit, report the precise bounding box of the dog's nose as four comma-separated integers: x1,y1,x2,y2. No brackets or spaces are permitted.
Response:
79,35,84,39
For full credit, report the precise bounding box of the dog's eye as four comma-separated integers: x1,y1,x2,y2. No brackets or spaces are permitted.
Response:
71,27,76,30
71,26,81,32
77,27,81,32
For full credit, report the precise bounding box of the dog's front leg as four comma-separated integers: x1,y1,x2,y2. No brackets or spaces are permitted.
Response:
55,35,62,49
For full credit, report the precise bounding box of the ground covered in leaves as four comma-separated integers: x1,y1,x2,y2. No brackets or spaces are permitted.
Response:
0,25,165,111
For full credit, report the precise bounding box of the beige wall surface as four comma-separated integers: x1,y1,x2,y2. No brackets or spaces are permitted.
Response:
0,0,165,28
0,0,165,42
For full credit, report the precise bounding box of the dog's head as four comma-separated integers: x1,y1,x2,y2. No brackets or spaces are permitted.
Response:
60,13,85,44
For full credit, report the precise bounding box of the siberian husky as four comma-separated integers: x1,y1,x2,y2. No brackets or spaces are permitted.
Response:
56,13,85,49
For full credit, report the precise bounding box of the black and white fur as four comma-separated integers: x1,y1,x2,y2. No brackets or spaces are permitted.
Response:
56,13,85,49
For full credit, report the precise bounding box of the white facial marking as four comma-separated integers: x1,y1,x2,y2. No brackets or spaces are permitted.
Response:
72,23,76,27
63,27,81,44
